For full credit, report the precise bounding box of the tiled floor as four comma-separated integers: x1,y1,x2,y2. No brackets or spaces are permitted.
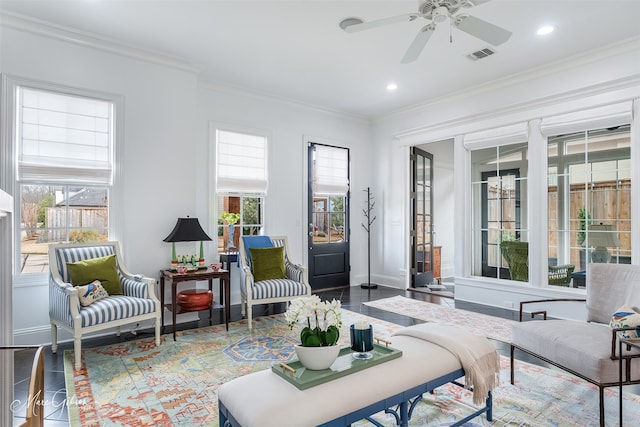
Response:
5,284,618,425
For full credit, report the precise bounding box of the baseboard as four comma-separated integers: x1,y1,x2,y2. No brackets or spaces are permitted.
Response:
12,313,200,346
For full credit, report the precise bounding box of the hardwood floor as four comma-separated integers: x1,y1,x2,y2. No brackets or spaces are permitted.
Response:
7,284,626,426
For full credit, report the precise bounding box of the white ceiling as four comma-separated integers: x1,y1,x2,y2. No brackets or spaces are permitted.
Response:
1,0,640,119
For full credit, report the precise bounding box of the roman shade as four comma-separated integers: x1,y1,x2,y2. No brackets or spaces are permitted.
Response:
463,122,529,150
540,102,632,136
17,87,114,185
216,129,267,193
313,144,349,196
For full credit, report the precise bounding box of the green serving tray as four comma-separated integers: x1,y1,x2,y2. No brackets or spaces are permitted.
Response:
272,343,402,390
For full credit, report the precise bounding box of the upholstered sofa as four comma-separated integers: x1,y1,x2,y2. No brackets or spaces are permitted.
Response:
510,263,640,426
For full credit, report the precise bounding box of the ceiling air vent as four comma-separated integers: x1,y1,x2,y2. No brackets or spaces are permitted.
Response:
467,47,496,61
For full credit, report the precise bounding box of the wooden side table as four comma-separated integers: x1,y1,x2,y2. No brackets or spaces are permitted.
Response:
160,268,230,340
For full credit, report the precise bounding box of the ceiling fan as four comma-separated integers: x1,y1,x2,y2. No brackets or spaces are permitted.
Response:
339,0,512,63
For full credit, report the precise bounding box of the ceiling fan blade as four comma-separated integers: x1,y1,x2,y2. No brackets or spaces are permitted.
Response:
454,14,512,46
463,0,492,6
341,13,417,33
401,24,436,64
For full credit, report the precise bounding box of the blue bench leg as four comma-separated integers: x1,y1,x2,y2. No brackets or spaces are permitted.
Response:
399,401,409,427
487,391,493,421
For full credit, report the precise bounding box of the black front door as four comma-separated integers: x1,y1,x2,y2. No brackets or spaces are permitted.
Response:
307,143,350,290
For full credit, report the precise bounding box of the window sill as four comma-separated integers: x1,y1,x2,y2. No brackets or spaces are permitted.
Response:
13,273,48,288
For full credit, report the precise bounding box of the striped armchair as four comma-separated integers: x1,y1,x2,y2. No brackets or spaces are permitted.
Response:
239,236,311,330
49,241,161,368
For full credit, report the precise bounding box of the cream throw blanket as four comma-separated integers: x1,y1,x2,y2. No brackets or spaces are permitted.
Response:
393,323,500,405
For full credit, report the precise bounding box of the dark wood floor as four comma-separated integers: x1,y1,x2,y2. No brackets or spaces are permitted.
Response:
5,285,618,426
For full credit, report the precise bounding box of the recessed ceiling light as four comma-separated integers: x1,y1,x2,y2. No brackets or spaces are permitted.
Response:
386,82,398,91
536,25,555,36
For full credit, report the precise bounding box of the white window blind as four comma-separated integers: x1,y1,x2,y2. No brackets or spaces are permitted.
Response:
463,122,529,150
541,102,632,136
17,87,114,185
313,145,349,196
216,130,267,193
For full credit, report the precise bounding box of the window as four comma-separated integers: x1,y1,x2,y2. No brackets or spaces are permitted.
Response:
9,83,117,275
20,185,108,274
310,144,348,244
547,125,631,286
466,123,529,281
471,144,528,280
217,194,264,252
214,128,267,252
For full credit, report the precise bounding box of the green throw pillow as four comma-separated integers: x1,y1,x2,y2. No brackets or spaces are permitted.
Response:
249,246,286,282
67,254,123,295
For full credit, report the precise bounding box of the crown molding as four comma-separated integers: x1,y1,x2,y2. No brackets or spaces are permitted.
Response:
379,35,640,123
0,10,201,74
1,10,368,125
393,74,640,146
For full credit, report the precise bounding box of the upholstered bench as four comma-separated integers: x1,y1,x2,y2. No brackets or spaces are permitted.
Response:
218,324,499,427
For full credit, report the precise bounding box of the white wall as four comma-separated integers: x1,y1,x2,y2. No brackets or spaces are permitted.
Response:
195,85,372,304
371,38,640,319
1,21,372,345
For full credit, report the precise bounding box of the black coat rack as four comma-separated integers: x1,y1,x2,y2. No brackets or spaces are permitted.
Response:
361,187,377,289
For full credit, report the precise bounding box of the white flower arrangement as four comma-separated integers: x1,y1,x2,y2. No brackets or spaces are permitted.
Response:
284,295,343,347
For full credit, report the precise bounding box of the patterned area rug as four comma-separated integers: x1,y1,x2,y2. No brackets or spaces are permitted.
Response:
65,308,640,426
363,295,515,343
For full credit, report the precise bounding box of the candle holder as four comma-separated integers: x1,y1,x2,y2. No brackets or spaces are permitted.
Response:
350,324,373,360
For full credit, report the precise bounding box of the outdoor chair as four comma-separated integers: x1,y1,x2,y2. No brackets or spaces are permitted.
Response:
500,240,575,285
239,235,311,330
510,263,640,426
49,241,161,369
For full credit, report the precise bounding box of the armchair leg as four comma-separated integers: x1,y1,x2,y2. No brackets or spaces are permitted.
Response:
510,345,515,385
247,305,253,331
50,323,58,354
116,326,121,337
74,336,82,369
155,317,161,346
598,386,605,427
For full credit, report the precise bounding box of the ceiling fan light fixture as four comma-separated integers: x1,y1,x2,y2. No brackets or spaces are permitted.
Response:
433,6,449,23
339,17,364,31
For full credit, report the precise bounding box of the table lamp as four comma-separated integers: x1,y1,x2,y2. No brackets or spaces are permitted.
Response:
163,217,212,268
588,223,620,263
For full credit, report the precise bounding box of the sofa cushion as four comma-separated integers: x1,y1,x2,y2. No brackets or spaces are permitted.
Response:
67,254,123,295
250,246,286,282
79,295,157,327
251,278,309,300
512,319,640,384
610,305,640,338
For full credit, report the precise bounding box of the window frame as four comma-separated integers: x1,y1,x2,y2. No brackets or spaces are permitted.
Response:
1,76,123,285
210,123,270,255
470,143,528,282
216,192,265,253
547,125,632,282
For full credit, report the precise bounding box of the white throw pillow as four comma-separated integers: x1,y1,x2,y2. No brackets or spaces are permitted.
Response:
77,280,109,307
610,304,640,338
